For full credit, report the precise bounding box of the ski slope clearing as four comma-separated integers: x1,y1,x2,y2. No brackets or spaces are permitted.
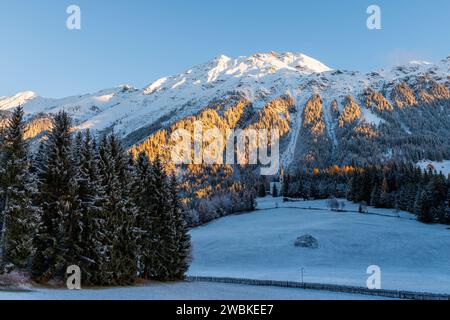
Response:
188,198,450,294
417,160,450,177
0,281,390,300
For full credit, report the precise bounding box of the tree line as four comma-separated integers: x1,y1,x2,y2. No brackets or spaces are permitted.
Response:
347,163,450,224
0,107,191,285
282,164,450,224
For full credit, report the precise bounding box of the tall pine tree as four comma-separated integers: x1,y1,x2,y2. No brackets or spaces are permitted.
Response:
32,111,80,281
148,157,173,280
73,130,106,284
133,152,159,279
0,107,39,272
167,173,191,280
97,134,137,285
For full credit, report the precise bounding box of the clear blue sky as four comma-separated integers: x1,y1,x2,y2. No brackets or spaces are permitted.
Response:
1,0,450,98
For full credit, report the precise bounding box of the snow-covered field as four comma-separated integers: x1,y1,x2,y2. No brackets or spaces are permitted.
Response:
188,197,450,294
0,281,390,300
417,160,450,177
1,197,447,300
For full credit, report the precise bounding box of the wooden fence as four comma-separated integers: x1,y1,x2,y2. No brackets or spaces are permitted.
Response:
186,275,450,300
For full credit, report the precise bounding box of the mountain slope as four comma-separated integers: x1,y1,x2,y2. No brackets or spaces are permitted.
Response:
2,52,450,171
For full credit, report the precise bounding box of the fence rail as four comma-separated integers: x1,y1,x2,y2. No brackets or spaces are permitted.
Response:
186,275,450,300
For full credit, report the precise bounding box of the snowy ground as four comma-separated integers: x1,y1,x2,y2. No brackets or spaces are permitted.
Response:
1,197,447,299
188,197,450,294
0,281,390,300
417,160,450,177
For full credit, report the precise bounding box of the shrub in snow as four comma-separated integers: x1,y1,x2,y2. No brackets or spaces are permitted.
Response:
294,235,319,249
0,270,31,289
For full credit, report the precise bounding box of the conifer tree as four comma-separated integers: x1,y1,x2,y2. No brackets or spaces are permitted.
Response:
258,182,267,198
0,107,39,271
133,152,159,279
272,183,278,197
379,176,393,207
148,157,172,280
73,130,105,284
428,173,447,205
447,188,450,208
414,188,433,223
370,185,381,207
168,173,191,279
97,134,137,285
281,174,290,197
32,111,80,281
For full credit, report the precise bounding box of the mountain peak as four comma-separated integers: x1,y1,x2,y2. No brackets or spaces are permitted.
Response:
246,51,332,73
213,54,232,63
142,51,333,101
0,91,38,110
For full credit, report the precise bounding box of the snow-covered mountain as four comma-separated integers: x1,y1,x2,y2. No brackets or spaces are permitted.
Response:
0,52,332,135
2,51,450,170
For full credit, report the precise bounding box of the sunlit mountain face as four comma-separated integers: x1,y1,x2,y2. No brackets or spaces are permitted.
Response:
1,52,450,170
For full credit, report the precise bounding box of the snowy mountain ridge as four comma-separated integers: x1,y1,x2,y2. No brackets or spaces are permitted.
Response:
1,51,450,169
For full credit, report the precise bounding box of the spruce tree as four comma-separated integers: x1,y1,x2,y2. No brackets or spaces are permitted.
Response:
443,188,450,224
379,176,392,208
428,174,447,205
149,157,172,280
281,174,290,197
414,188,433,223
347,175,358,201
133,152,159,279
168,173,191,279
258,182,267,198
370,185,381,207
32,111,80,281
73,130,106,284
0,107,39,271
272,183,278,197
97,134,137,285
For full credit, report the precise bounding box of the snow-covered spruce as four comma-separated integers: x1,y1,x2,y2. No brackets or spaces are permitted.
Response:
0,106,39,272
0,109,191,286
